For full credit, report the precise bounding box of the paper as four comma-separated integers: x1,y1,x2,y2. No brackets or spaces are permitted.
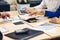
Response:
35,15,45,20
48,28,56,33
20,14,31,20
0,27,8,33
35,22,56,30
11,16,22,23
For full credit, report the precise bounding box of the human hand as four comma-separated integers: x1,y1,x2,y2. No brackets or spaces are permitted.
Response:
24,7,36,14
24,7,44,16
0,12,10,19
29,9,44,16
49,17,60,24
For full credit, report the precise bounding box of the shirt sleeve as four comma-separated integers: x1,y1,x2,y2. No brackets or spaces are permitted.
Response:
45,0,59,12
34,0,46,9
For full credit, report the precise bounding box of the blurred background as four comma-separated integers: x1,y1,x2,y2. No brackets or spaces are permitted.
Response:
0,0,42,11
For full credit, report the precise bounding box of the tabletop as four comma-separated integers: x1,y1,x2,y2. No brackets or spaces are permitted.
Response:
0,11,51,40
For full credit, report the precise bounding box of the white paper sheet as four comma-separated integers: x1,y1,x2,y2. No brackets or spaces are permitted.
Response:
35,22,57,30
11,16,22,23
0,27,8,33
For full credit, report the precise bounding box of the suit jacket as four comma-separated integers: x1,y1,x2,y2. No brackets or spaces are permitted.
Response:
45,6,60,18
34,0,60,12
34,0,60,18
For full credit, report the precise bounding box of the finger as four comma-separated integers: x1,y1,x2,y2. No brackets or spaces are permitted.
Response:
29,11,37,16
1,12,10,19
25,9,32,14
6,14,10,18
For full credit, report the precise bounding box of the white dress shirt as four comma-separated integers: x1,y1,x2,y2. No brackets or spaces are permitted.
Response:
34,0,60,12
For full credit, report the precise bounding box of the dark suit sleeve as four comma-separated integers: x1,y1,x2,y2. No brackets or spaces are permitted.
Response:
44,6,60,18
44,11,59,18
55,6,60,17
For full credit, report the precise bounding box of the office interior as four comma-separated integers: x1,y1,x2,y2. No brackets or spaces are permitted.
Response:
0,0,60,40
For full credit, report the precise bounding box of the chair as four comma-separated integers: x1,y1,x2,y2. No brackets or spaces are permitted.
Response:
0,1,10,12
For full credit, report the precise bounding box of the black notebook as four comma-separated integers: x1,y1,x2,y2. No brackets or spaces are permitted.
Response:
24,18,38,23
5,29,44,40
13,21,24,25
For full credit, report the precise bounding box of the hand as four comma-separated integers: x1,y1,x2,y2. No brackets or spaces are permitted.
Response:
29,9,44,16
24,7,44,16
24,7,36,14
49,17,60,24
0,12,10,19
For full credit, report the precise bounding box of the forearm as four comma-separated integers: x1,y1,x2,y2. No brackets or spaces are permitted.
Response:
44,10,59,18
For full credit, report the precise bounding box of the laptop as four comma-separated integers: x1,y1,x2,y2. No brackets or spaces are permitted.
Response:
16,4,30,14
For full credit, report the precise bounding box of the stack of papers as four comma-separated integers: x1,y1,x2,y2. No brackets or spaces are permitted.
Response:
20,14,31,20
0,27,8,33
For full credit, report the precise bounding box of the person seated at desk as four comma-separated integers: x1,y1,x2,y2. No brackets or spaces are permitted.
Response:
24,0,60,24
24,0,60,17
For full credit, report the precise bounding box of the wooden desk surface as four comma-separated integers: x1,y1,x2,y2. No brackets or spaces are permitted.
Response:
24,19,60,37
18,11,60,37
0,11,50,40
2,23,50,40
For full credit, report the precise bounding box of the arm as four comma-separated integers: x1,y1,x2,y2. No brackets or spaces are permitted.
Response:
44,11,59,18
45,5,60,18
45,0,59,12
34,0,47,9
55,6,60,17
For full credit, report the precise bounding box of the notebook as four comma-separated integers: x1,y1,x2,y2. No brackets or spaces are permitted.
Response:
5,28,44,40
12,20,24,25
16,4,30,14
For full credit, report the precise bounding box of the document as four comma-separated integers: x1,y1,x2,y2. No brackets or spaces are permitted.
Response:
35,22,57,30
0,27,8,33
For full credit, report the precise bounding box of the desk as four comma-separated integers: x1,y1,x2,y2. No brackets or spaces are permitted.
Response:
22,16,60,37
23,18,60,37
18,12,60,37
0,11,50,40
